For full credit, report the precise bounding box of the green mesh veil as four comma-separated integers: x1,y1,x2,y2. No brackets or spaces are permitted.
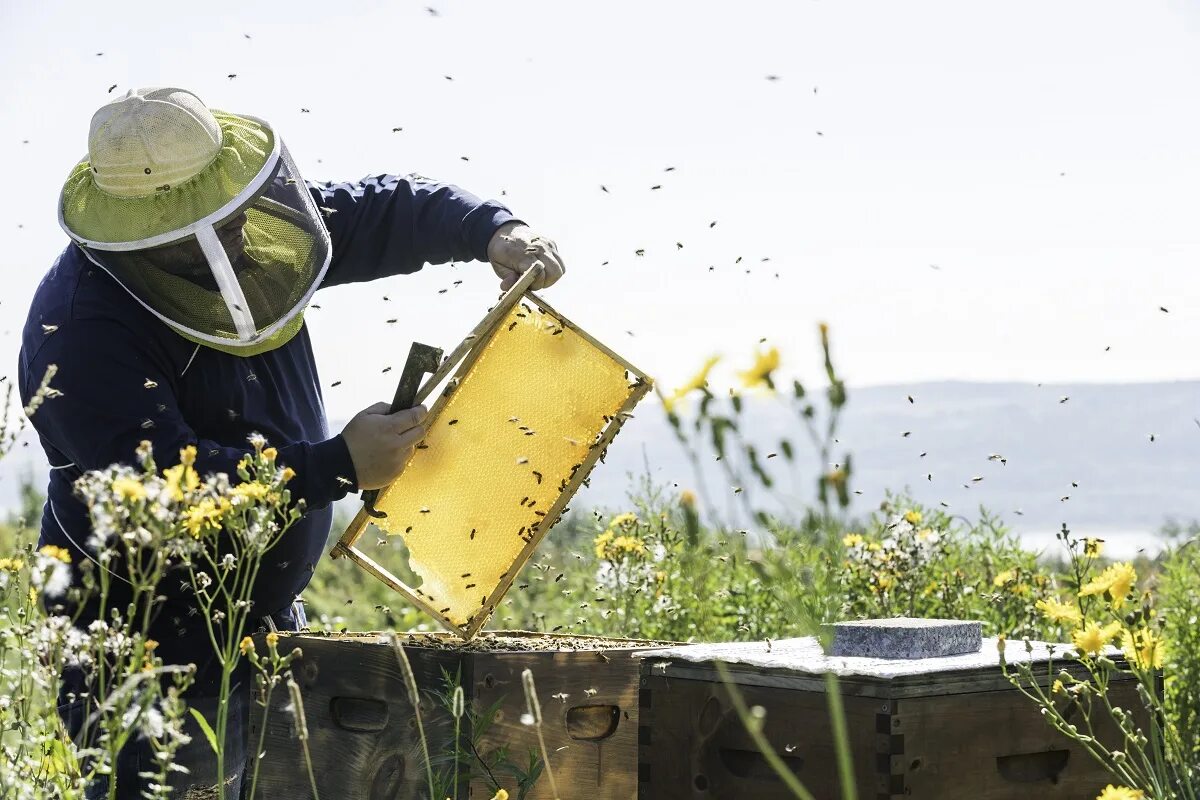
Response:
58,113,331,356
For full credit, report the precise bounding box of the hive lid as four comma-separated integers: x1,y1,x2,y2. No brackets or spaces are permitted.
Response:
331,266,652,640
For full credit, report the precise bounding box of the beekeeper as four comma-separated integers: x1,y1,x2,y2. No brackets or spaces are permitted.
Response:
18,86,564,798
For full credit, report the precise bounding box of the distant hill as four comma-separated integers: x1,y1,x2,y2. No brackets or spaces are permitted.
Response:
5,381,1197,557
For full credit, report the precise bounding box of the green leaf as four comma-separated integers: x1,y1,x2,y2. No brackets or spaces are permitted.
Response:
190,707,219,754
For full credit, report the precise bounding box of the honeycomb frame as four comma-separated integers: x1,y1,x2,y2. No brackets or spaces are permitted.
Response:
331,268,652,640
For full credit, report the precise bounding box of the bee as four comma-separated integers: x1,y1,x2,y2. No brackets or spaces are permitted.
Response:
331,381,342,387
144,379,158,389
448,419,458,425
41,324,59,334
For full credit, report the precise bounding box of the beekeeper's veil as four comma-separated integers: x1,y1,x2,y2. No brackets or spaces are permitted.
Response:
58,87,331,356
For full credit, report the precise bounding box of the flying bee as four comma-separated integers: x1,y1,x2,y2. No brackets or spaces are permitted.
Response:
144,378,158,389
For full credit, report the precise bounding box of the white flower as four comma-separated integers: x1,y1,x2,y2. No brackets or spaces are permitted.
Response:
141,708,165,739
221,554,236,571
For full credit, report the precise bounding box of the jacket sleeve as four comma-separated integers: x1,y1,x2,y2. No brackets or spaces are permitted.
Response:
21,318,358,510
310,174,522,288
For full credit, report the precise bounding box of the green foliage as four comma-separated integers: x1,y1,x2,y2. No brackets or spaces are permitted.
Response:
1160,536,1200,765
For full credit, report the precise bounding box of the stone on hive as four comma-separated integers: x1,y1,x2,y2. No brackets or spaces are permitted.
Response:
827,617,982,660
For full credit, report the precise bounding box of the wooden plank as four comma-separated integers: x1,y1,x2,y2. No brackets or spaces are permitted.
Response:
892,681,1144,799
638,673,880,799
470,648,644,800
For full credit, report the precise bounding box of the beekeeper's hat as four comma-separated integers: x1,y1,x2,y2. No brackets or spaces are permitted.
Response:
58,87,331,355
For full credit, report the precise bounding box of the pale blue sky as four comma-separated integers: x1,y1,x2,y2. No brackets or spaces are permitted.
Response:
3,0,1200,422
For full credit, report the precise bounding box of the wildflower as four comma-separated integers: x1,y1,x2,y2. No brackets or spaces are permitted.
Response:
1072,621,1122,656
233,482,271,502
842,533,864,548
593,530,614,560
262,447,278,462
1121,627,1165,670
679,490,696,508
1096,787,1144,800
489,790,509,800
1051,679,1064,694
996,633,1006,656
266,631,280,650
1079,563,1137,610
675,356,721,397
993,569,1016,587
111,475,147,502
611,512,638,528
1084,538,1104,558
876,574,894,591
903,510,922,526
737,347,779,389
1036,598,1083,625
182,498,226,538
280,467,296,483
0,557,23,572
611,535,645,556
39,545,72,564
239,636,255,656
162,462,200,502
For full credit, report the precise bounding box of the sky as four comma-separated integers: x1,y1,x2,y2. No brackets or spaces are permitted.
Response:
3,0,1200,424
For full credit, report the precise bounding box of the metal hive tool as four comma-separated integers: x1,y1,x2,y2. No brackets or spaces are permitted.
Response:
331,266,653,639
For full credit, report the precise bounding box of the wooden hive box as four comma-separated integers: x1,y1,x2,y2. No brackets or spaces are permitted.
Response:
635,636,1146,800
248,631,671,799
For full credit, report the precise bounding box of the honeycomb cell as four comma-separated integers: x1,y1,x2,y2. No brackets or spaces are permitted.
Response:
368,300,645,629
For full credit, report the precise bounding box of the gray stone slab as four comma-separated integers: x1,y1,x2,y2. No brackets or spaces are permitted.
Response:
828,617,981,659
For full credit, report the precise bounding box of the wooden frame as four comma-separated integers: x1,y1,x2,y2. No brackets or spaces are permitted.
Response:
331,268,653,640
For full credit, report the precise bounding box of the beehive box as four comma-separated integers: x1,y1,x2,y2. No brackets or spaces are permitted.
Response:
248,631,673,800
635,637,1146,800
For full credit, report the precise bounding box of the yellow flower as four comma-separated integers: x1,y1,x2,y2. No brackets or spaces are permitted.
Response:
611,535,645,557
38,545,72,564
661,356,721,413
593,530,614,560
1122,628,1165,670
1080,563,1137,610
903,510,922,525
737,347,779,389
262,447,278,462
233,482,271,502
489,790,509,800
993,569,1016,587
0,557,25,572
916,528,933,541
676,356,720,396
239,636,255,657
1084,538,1104,558
179,445,197,467
611,512,638,528
842,533,864,548
1096,787,1144,800
144,639,158,652
182,498,226,538
1072,621,1122,655
679,489,696,508
266,631,280,650
112,475,147,502
866,542,882,552
1051,679,1064,694
163,462,200,502
1036,598,1083,625
281,467,296,483
876,574,894,590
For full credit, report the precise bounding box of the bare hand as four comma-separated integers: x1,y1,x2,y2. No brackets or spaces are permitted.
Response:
487,222,566,291
340,402,428,490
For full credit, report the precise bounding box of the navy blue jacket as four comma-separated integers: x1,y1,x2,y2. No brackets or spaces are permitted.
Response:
19,174,518,676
